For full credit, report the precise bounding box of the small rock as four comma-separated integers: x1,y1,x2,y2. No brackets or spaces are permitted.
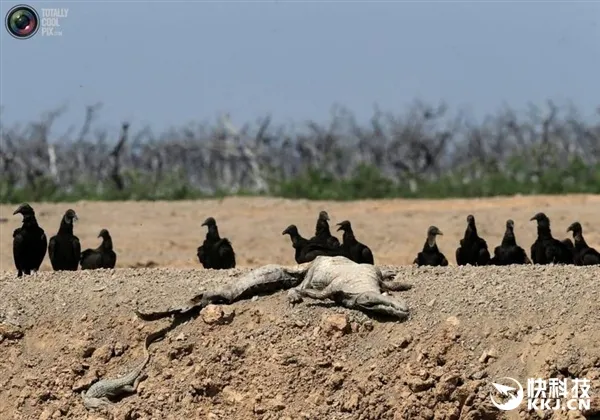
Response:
269,395,286,411
407,377,435,392
530,334,545,346
470,370,488,380
281,355,298,365
316,359,332,368
427,298,436,307
81,345,96,359
479,349,497,364
201,305,235,325
168,342,195,360
113,342,126,357
397,335,413,348
341,392,360,412
72,374,97,392
0,323,24,340
446,316,460,327
362,320,374,331
254,405,267,414
567,411,586,420
222,386,244,403
328,373,345,390
420,408,434,420
39,407,53,420
93,344,114,363
321,314,350,336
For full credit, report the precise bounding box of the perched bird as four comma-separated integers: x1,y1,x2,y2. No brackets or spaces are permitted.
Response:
336,220,374,264
529,212,573,265
282,224,342,264
456,214,491,266
567,222,600,266
413,226,448,267
490,219,531,265
197,217,236,269
80,229,117,270
12,203,47,277
310,210,340,249
49,209,81,271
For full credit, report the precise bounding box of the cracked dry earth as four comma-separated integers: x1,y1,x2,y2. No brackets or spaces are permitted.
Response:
1,264,600,420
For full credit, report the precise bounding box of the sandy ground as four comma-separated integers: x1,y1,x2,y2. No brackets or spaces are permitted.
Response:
1,265,599,420
1,195,599,270
1,196,600,420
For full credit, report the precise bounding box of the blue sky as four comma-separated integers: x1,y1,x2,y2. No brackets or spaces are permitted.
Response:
1,1,599,138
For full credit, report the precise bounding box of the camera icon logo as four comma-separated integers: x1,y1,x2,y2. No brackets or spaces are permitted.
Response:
5,4,40,39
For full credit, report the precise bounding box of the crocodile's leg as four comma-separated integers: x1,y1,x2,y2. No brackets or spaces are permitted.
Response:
294,288,331,300
352,292,409,320
380,280,413,292
80,392,112,409
295,288,358,308
117,372,147,395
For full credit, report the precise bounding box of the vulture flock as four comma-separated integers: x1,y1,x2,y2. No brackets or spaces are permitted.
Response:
12,204,116,277
9,203,600,277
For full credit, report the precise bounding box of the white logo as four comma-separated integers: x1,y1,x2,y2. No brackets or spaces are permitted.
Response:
490,377,591,412
40,8,68,37
490,377,524,411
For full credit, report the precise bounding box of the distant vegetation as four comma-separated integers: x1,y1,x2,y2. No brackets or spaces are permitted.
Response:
1,100,599,204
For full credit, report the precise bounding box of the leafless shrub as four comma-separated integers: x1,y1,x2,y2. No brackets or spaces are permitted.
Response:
1,100,598,199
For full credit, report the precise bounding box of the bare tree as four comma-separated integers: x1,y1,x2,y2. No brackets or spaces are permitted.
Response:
1,100,598,202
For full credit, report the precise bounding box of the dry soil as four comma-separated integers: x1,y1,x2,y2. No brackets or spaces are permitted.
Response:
1,196,599,420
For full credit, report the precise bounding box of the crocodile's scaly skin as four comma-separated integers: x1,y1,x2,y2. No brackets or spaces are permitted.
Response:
135,263,310,320
134,257,411,322
82,333,155,409
288,256,411,320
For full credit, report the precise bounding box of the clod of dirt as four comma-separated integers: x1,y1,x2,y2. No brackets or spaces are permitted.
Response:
0,323,24,341
321,313,351,336
201,304,235,325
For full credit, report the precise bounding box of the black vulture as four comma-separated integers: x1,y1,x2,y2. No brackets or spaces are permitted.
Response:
48,209,81,271
455,214,491,266
282,224,342,264
80,229,117,270
567,222,600,266
413,226,448,267
490,219,531,265
529,212,573,265
336,220,374,264
196,217,236,269
12,203,47,277
310,210,340,248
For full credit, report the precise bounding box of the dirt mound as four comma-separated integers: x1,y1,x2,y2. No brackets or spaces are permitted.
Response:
1,265,599,420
